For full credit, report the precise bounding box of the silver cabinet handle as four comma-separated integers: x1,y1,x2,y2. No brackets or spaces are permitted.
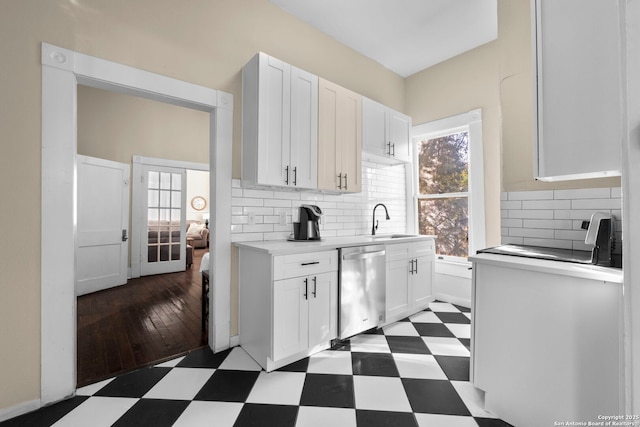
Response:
304,277,308,300
293,166,297,186
301,261,320,266
391,143,395,157
414,258,417,274
312,276,317,298
337,173,342,190
387,141,392,155
344,174,348,190
285,165,289,185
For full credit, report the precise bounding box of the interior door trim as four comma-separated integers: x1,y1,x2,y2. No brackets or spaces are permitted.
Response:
41,42,233,405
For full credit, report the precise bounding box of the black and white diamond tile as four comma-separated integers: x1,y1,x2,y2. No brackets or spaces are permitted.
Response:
1,301,513,427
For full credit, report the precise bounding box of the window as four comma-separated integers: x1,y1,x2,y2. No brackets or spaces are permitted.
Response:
411,110,485,261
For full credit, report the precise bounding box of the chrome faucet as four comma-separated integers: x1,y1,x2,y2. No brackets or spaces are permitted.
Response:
371,203,390,235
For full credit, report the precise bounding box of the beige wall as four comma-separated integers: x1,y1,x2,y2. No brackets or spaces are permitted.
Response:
405,0,620,248
0,0,404,411
405,40,503,247
77,86,210,165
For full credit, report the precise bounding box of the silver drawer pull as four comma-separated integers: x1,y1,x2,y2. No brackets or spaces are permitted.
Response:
301,261,320,266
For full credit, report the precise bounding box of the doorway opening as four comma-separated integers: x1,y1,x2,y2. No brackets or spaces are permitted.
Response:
41,43,232,405
74,83,214,386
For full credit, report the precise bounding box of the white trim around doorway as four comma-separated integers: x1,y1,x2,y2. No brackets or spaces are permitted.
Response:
41,43,233,406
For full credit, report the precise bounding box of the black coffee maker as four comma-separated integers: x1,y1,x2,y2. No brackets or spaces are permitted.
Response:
292,205,323,241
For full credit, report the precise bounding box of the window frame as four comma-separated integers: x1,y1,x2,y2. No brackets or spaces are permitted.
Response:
408,109,486,263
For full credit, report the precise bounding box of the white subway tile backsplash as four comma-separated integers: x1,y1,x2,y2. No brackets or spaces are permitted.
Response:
522,200,571,210
554,229,588,241
523,219,572,230
611,187,622,198
571,198,622,210
232,198,264,207
507,210,554,219
243,224,273,233
502,236,524,245
522,238,572,249
508,190,554,200
243,188,274,199
508,228,555,239
231,162,408,243
501,187,621,252
501,200,522,210
501,218,523,228
554,188,611,200
264,199,292,208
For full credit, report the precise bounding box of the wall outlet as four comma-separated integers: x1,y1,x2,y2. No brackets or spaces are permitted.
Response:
248,212,255,224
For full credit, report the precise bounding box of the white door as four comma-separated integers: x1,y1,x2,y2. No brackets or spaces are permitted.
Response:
76,155,130,296
140,165,187,276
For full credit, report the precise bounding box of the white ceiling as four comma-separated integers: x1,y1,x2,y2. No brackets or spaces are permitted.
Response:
269,0,498,77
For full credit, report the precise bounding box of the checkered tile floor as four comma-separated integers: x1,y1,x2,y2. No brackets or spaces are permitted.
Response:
2,302,512,427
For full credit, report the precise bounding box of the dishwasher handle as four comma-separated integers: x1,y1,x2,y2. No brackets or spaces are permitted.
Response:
342,249,386,261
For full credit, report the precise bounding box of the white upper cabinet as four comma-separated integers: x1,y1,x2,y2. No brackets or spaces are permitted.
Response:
242,52,318,189
533,0,622,180
362,97,412,164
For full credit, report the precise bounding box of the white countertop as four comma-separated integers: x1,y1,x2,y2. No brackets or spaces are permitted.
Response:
235,234,434,255
469,252,623,283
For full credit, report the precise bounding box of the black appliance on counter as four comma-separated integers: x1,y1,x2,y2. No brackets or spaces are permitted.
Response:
291,204,323,241
478,212,620,268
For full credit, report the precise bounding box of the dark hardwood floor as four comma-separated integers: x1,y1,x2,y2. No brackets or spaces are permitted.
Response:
77,249,208,387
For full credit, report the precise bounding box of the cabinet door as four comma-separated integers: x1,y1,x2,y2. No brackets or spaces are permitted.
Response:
389,109,411,162
318,78,362,193
273,276,309,361
339,87,362,193
317,78,340,191
258,54,291,187
534,0,621,179
362,97,388,157
307,272,336,348
290,66,318,189
411,255,433,308
386,258,411,320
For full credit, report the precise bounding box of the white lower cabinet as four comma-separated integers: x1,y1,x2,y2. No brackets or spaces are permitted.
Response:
471,257,623,427
273,272,334,362
239,248,338,372
385,240,435,324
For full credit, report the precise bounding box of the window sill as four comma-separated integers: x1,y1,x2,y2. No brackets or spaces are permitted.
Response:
434,257,472,279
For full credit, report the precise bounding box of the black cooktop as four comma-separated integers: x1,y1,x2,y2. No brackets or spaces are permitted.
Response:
477,244,593,265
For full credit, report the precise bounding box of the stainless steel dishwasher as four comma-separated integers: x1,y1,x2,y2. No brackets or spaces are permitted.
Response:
338,245,386,339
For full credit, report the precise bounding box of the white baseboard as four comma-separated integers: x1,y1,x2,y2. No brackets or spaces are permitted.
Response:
0,399,41,423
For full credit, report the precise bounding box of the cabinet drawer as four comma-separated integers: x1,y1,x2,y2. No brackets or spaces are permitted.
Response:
386,240,435,262
274,250,338,280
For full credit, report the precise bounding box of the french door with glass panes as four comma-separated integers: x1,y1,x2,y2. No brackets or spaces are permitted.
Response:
140,165,187,276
